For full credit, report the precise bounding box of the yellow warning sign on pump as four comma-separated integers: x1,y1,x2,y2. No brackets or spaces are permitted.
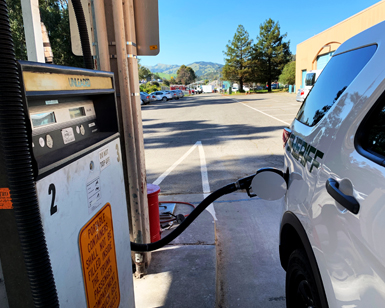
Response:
79,203,120,308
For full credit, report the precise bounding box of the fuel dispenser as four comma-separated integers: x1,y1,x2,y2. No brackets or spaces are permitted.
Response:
7,61,134,307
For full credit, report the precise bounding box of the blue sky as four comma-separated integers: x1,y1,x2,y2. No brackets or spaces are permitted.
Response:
139,0,381,67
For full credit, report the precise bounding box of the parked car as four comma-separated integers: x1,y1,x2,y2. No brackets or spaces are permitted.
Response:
296,70,322,102
149,93,157,102
176,89,184,98
165,90,178,100
273,21,384,307
266,83,279,89
170,89,183,99
150,91,172,102
140,92,150,105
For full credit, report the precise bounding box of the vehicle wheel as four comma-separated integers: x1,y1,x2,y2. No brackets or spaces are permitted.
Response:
141,99,144,105
286,249,323,308
162,97,167,102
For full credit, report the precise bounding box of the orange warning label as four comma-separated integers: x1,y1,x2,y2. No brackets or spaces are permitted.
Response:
0,188,12,209
79,203,120,308
149,45,158,50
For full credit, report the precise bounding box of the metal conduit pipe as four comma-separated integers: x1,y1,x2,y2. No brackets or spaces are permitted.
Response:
92,0,110,71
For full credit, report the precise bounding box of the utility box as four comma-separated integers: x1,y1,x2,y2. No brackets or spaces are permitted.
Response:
0,61,135,307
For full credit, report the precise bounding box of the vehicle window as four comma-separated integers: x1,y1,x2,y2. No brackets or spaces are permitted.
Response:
305,73,316,86
357,97,385,162
296,45,377,127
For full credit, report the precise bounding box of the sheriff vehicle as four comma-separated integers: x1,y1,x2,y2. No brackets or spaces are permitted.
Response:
279,20,385,307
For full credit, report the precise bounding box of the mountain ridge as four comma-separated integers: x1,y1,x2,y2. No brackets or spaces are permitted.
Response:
145,61,224,77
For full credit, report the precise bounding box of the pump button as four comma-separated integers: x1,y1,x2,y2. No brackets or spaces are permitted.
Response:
80,125,85,135
76,125,80,134
46,134,53,148
39,137,45,147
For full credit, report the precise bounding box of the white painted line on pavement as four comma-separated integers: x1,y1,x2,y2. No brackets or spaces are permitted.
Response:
240,102,290,126
152,141,218,220
198,141,210,194
198,141,217,221
153,142,198,186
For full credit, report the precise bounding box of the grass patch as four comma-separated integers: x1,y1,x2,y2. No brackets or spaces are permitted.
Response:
157,72,177,80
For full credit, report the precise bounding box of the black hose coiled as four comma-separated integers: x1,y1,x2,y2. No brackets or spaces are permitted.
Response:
131,182,238,252
0,1,59,307
71,0,93,69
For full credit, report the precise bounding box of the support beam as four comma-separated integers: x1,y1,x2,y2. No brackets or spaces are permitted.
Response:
21,0,45,62
123,0,151,276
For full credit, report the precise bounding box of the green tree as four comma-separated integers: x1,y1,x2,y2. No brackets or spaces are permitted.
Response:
222,25,253,92
253,18,291,92
8,0,83,67
279,61,296,85
140,82,160,94
8,0,27,60
162,79,170,86
138,65,152,81
176,65,196,85
40,0,83,67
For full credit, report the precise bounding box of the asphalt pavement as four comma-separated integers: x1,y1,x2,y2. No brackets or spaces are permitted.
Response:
134,92,301,307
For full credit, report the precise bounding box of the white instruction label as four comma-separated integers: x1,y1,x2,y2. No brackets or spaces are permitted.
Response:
99,147,110,171
61,127,75,144
86,177,102,214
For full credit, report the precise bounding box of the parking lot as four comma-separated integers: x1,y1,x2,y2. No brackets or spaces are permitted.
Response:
138,92,301,307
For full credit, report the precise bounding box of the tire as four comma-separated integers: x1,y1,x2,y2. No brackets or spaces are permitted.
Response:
162,96,167,102
286,249,323,308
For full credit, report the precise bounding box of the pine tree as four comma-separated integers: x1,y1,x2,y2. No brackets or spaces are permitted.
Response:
222,25,253,92
253,19,291,92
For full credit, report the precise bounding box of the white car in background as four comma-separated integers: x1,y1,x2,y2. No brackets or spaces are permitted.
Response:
296,69,322,102
277,21,385,307
150,91,172,102
170,90,183,99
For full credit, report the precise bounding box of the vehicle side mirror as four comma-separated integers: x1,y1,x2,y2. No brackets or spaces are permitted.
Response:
250,168,287,200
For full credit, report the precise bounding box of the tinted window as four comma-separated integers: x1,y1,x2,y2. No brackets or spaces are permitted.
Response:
358,100,385,161
296,45,377,127
305,73,316,86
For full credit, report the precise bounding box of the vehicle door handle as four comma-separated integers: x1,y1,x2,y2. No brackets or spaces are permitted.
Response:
326,178,360,214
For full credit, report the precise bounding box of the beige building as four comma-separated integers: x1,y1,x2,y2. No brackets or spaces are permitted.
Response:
296,1,385,88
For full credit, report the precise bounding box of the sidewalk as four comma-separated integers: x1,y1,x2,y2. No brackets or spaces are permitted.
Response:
133,193,216,308
133,192,285,308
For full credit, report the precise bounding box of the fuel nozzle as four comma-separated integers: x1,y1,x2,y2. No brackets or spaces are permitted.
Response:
236,174,258,197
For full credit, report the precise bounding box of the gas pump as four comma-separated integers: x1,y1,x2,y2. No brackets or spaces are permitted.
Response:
7,61,134,307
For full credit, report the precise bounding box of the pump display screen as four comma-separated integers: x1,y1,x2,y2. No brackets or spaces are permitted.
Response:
69,107,86,119
31,112,56,128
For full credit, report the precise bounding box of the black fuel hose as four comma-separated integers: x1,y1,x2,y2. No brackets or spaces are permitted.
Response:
131,174,255,252
0,0,59,306
71,0,93,69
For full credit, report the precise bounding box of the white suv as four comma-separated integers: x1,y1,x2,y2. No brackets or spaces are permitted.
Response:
296,69,322,102
276,21,385,307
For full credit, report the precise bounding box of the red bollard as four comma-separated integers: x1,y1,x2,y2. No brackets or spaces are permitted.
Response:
147,183,161,243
